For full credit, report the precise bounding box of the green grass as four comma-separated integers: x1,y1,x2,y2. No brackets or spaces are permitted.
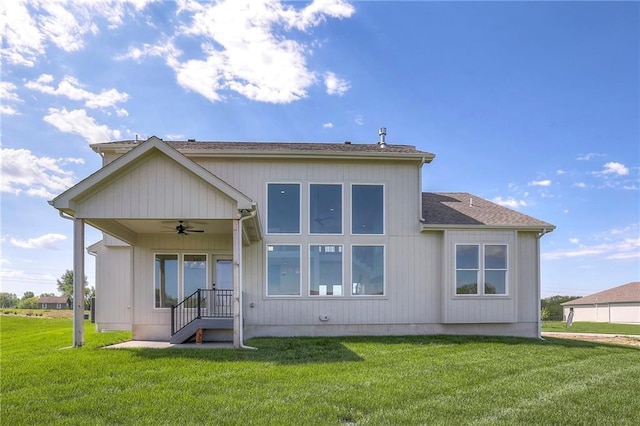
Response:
542,321,640,335
2,316,639,425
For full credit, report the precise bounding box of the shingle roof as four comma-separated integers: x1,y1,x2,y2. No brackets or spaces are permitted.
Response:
38,296,68,304
562,282,640,305
92,139,434,157
422,192,555,229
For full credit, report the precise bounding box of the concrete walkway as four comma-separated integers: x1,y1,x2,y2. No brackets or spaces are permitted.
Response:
104,340,235,349
542,332,639,339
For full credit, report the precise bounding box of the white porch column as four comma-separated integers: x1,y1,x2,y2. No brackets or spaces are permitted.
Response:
232,219,241,348
73,218,85,347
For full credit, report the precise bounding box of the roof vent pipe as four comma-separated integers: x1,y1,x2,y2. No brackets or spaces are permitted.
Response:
378,127,387,148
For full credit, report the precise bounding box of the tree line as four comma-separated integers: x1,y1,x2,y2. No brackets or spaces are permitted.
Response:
0,270,94,310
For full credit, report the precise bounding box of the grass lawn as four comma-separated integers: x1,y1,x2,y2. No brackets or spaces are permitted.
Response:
2,316,639,425
542,321,640,335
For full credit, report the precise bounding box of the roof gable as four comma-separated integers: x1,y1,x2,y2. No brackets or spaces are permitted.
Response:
51,137,255,214
563,282,640,305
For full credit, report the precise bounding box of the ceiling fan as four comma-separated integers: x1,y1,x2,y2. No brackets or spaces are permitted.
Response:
162,220,204,235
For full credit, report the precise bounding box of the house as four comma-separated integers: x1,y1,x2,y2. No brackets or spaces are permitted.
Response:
37,296,70,310
562,282,640,324
50,133,555,347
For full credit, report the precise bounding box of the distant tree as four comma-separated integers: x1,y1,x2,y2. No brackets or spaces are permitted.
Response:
40,292,56,297
17,296,39,310
85,287,95,310
22,291,35,300
0,293,19,308
541,295,580,321
57,270,88,298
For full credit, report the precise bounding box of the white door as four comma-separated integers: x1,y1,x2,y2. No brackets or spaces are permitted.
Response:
214,258,233,316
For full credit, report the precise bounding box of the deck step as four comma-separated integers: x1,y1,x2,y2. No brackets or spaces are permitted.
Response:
169,318,233,344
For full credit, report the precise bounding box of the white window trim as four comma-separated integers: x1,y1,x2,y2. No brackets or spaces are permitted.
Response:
266,244,302,298
351,244,386,297
308,182,344,236
153,252,209,310
350,183,386,236
308,244,344,297
454,243,509,297
266,182,302,235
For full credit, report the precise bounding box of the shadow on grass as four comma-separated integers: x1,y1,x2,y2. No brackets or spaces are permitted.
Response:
129,337,364,365
123,334,638,365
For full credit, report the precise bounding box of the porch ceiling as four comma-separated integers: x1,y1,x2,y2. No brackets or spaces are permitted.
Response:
88,219,233,241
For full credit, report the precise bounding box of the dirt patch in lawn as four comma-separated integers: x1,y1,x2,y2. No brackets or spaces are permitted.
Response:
545,333,640,347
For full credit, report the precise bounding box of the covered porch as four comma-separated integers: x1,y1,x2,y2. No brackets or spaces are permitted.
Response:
49,138,262,348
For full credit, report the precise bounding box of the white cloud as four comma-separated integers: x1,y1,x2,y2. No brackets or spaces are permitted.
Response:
354,115,364,125
529,179,551,187
10,233,67,249
25,74,129,109
597,161,629,176
573,182,587,188
0,147,79,198
324,72,350,96
543,223,640,261
43,108,121,144
1,0,155,67
323,122,334,128
556,169,567,175
128,0,355,104
492,196,527,209
0,81,21,115
577,153,605,161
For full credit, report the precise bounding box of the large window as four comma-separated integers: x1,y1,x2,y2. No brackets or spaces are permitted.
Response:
351,245,384,296
310,184,342,234
268,183,300,234
155,254,178,308
352,184,383,234
154,254,208,308
267,245,301,296
455,244,507,295
309,245,343,296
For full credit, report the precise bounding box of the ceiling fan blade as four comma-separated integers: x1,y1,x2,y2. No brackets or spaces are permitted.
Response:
188,229,205,233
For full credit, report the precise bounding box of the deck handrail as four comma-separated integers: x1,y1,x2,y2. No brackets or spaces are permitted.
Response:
171,289,233,336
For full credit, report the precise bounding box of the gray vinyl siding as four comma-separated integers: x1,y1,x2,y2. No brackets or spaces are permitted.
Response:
75,153,236,219
94,242,132,331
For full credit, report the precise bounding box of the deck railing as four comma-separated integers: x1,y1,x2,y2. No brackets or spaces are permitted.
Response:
171,289,233,336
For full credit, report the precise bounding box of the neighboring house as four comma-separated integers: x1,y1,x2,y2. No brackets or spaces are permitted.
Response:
38,296,70,310
50,134,555,347
562,282,640,324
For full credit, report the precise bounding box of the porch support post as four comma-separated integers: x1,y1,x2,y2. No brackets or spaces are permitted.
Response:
232,218,241,349
73,218,85,347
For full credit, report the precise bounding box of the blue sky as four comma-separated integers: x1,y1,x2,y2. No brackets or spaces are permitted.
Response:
1,0,638,299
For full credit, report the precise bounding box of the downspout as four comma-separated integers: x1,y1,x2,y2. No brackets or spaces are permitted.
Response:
536,228,551,339
419,157,426,222
238,209,258,350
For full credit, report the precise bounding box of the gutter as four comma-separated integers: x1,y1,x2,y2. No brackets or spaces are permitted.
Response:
536,228,552,339
237,208,258,350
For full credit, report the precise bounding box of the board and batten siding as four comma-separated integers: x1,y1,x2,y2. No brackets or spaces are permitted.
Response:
75,153,237,219
93,241,132,331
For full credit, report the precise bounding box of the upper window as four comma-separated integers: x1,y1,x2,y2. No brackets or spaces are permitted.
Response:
267,183,300,234
309,245,343,296
352,184,384,234
310,184,342,234
267,245,301,296
352,245,385,296
455,244,507,296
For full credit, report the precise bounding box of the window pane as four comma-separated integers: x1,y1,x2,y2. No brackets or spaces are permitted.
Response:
485,245,507,269
485,271,506,294
267,245,301,296
352,185,383,234
268,184,300,233
456,245,479,269
155,254,178,308
352,246,384,295
183,254,207,297
310,245,343,296
456,271,478,294
310,184,342,234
